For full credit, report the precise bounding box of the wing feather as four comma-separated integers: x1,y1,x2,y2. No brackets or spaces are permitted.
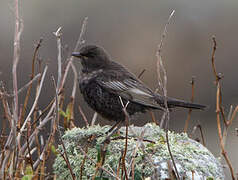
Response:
97,75,163,110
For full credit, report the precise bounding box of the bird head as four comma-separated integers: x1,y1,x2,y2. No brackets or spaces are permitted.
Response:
72,45,110,71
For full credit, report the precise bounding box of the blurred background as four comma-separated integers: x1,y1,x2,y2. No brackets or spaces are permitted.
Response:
0,0,237,178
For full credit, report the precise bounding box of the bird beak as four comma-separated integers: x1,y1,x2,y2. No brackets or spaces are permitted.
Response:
71,52,82,58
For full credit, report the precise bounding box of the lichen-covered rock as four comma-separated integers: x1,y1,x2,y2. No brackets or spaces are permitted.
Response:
53,123,224,180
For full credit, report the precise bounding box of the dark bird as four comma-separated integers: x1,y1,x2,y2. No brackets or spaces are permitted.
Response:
72,45,206,125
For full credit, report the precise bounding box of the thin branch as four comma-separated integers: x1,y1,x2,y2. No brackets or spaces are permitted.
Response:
1,74,41,98
11,0,24,176
20,38,43,124
220,105,233,158
52,76,75,180
155,10,180,179
12,0,24,119
26,120,34,170
68,63,78,128
191,124,206,146
59,17,88,92
80,147,88,180
127,129,145,179
155,10,175,95
58,150,75,180
77,144,119,179
149,111,158,125
211,36,219,84
119,96,129,180
0,87,12,123
74,17,88,52
51,76,59,132
78,106,89,127
31,98,55,127
17,66,48,142
70,63,77,98
91,112,98,126
137,69,146,79
53,27,63,131
227,105,238,126
11,73,41,97
136,69,159,125
184,76,195,132
210,36,235,180
53,27,63,90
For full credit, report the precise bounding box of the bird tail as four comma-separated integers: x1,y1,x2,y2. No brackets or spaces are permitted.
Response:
167,97,206,110
155,95,206,110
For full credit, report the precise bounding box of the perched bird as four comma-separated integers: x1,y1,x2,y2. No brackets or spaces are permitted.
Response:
72,45,206,124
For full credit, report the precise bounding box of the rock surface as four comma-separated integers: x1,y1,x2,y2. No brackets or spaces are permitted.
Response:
53,123,224,179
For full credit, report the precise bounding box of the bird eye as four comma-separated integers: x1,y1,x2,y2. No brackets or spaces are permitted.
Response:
79,53,90,59
86,52,95,58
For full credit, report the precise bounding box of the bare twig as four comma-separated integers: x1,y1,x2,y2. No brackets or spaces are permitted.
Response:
211,37,219,83
220,105,233,155
79,147,88,180
0,10,89,180
0,87,12,123
59,17,88,92
149,111,158,125
191,124,206,146
12,0,24,120
31,98,55,127
58,150,75,180
210,36,235,180
17,66,48,142
127,129,145,179
157,9,174,127
52,76,75,180
53,27,63,90
119,96,129,180
51,76,59,132
136,69,159,125
1,73,41,98
155,10,175,95
21,18,89,164
57,17,88,129
78,106,89,127
184,77,195,132
53,27,63,130
77,145,119,179
11,0,24,176
91,112,98,126
137,69,146,79
14,73,41,97
20,39,43,124
155,10,180,179
227,105,238,126
68,63,78,128
70,63,77,98
32,85,57,170
26,120,34,170
74,17,88,52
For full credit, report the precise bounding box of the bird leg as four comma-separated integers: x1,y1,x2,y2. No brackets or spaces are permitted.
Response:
105,120,123,135
98,120,123,177
100,120,123,147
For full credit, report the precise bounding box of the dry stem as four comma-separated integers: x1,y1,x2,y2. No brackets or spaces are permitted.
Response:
184,77,195,132
156,10,180,179
118,96,129,180
20,39,43,124
210,36,235,180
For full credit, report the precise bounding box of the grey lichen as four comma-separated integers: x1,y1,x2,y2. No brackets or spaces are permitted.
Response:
53,123,224,179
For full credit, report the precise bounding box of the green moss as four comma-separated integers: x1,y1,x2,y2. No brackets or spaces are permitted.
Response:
53,123,224,179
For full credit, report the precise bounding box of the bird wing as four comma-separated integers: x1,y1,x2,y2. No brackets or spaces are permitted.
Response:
96,70,163,110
